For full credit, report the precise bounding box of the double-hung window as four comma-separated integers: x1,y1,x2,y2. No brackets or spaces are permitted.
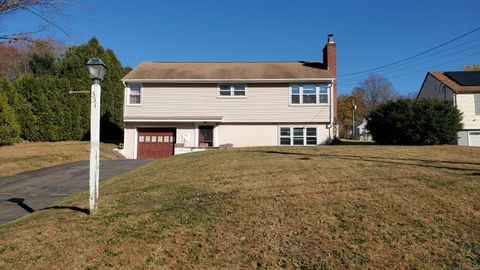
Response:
128,85,142,105
290,84,329,105
319,84,328,104
302,84,317,104
475,94,480,115
292,128,305,145
280,127,318,146
218,84,246,97
291,85,300,104
306,128,317,145
280,127,291,145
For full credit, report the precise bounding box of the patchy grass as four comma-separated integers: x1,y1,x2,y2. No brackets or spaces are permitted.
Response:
0,145,479,269
0,141,122,176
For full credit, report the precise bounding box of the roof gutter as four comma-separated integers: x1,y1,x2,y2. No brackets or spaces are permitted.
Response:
122,78,335,83
124,119,224,123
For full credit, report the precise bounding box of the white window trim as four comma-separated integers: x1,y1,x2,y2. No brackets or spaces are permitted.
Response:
127,84,143,106
217,84,247,99
289,83,330,106
278,126,318,146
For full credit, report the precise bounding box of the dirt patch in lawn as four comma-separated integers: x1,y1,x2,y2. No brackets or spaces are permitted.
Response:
0,145,479,269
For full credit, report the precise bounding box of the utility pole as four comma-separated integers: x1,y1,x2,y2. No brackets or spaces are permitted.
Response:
352,99,356,137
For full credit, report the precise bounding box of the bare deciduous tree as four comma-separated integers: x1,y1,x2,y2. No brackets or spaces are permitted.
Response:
464,64,480,71
0,38,67,79
0,0,69,42
354,73,398,111
0,42,23,78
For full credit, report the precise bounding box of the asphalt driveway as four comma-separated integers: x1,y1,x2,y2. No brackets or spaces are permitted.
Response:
0,160,152,225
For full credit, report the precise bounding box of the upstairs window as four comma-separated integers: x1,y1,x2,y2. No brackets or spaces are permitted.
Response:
128,85,142,105
291,85,300,104
319,84,328,104
218,84,246,97
302,85,316,104
290,84,329,105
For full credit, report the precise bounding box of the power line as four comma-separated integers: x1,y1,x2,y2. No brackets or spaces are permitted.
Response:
338,41,480,85
338,36,480,84
381,51,480,81
338,26,480,77
338,50,480,89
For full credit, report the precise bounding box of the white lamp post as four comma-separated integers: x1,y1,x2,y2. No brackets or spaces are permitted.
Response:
86,58,106,213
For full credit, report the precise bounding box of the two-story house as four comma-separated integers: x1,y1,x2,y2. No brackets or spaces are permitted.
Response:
121,35,337,159
417,71,480,146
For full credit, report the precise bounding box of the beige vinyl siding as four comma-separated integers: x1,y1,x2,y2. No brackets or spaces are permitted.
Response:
456,94,480,129
124,83,331,123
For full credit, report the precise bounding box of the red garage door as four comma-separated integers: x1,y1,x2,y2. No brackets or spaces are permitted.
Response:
137,128,176,159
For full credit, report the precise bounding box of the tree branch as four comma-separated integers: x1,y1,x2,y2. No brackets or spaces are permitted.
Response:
22,6,70,36
0,0,69,41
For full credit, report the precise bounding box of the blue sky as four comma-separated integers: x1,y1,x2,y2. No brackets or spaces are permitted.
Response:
3,0,480,95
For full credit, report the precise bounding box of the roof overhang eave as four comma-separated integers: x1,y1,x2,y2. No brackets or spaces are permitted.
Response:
121,78,336,83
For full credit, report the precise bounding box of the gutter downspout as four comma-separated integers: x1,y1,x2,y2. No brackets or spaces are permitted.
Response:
327,82,334,144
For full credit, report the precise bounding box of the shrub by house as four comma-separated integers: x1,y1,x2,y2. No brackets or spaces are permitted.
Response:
366,98,463,145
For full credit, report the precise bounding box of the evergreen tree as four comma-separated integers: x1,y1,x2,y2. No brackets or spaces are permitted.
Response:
28,52,57,76
10,76,39,140
1,37,127,143
0,89,21,145
58,37,126,141
14,75,84,141
366,98,463,145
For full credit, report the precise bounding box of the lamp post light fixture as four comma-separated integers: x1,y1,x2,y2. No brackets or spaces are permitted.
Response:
87,58,107,82
86,58,107,213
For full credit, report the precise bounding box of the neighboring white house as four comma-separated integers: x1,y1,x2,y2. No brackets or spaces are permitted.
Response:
356,119,372,141
121,35,337,159
417,71,480,146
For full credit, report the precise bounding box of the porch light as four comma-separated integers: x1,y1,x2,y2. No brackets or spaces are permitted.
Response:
86,58,107,82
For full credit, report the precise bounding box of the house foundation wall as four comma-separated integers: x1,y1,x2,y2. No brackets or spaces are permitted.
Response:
122,122,332,159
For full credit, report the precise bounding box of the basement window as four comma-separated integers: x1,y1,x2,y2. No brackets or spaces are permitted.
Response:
280,127,317,146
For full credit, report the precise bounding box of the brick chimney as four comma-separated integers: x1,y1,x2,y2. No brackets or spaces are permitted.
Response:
323,34,337,119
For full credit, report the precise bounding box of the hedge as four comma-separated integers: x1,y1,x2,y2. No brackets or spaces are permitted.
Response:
0,89,21,145
366,98,463,145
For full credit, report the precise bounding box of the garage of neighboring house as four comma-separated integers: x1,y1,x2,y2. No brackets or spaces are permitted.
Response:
137,128,176,159
468,131,480,147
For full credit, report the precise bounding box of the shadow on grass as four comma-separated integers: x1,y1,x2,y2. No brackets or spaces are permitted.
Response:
334,140,376,145
7,197,89,215
41,206,90,215
258,150,480,173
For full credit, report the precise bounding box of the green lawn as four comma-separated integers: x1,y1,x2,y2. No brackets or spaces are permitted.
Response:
0,145,479,269
0,141,122,176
